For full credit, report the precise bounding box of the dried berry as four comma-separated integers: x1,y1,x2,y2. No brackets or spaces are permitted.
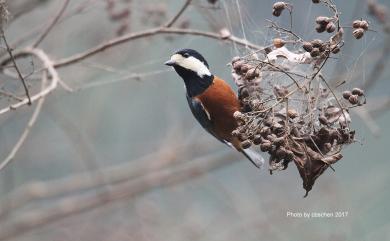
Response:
316,16,331,25
260,142,272,152
241,140,252,149
273,38,285,48
353,28,365,39
351,88,364,96
287,109,298,119
238,87,249,98
331,46,340,54
326,22,336,33
348,94,359,105
359,20,369,30
233,111,245,120
272,9,282,17
253,135,263,145
316,24,326,33
273,136,286,146
323,142,332,153
231,56,241,64
240,64,250,74
310,48,320,57
342,91,352,99
275,147,287,158
311,39,323,48
273,2,286,11
233,60,244,72
302,42,313,52
232,130,240,137
352,20,362,28
319,115,328,125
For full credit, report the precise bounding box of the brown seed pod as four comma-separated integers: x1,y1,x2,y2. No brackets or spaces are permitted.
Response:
273,38,285,48
275,147,287,159
245,68,258,80
273,2,286,11
310,48,320,57
285,150,294,160
359,20,369,30
273,136,286,146
272,9,282,17
331,46,340,54
233,60,244,72
352,20,362,28
260,126,271,137
348,94,359,105
231,56,241,64
323,142,332,153
266,134,277,142
253,135,263,145
316,16,331,25
302,42,313,52
241,140,252,149
326,22,336,33
319,44,327,52
260,142,272,152
311,39,323,48
342,90,352,99
353,28,365,39
312,0,320,3
316,24,326,33
238,87,249,99
232,129,240,137
319,115,328,125
352,87,364,96
240,64,250,74
233,111,245,121
287,109,298,119
238,133,248,141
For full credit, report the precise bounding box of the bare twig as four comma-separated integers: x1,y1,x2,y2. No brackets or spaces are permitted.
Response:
165,0,192,27
0,71,47,171
0,150,236,241
1,33,31,104
32,0,70,47
53,27,263,68
0,48,58,117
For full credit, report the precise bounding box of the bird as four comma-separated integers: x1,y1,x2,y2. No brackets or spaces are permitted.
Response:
165,49,264,168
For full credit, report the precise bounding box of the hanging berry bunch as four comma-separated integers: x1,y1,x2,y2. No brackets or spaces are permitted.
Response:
230,0,368,197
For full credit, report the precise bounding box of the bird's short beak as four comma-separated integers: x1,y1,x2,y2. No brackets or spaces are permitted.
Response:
164,60,176,66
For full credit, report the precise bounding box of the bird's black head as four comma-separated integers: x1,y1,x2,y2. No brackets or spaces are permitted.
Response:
165,49,214,97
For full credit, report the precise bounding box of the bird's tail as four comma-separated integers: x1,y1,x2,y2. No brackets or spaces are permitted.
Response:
241,149,265,169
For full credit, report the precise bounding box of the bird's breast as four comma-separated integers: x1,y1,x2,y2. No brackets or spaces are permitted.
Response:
195,76,240,141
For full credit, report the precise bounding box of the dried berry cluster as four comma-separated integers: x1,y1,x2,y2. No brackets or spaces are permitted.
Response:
230,0,368,196
352,20,369,39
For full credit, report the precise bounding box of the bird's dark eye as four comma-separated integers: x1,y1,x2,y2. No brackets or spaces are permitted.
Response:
183,53,190,58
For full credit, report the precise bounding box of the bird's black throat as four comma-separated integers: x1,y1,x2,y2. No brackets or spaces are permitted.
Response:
173,65,214,97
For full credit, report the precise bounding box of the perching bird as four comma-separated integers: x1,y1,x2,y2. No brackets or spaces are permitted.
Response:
165,49,264,168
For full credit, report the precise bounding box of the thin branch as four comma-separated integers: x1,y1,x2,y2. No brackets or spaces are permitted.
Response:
0,71,47,171
0,48,59,116
0,150,236,241
32,0,70,48
165,0,192,27
53,27,263,68
1,33,31,104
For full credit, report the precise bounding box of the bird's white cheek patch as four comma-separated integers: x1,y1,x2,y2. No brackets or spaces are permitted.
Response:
170,54,211,77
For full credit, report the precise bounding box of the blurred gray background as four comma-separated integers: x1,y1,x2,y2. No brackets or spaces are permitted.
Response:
0,0,389,240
